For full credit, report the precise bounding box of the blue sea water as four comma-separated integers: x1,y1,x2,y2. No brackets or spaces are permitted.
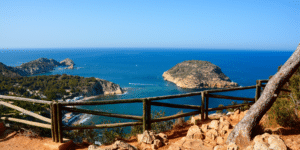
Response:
0,48,294,125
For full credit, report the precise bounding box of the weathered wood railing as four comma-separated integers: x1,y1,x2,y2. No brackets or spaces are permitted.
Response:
1,79,289,143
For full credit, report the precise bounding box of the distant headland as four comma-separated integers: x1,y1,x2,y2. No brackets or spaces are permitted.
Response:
0,58,123,100
162,60,238,89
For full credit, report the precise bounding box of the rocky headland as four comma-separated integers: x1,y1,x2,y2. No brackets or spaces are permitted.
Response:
162,60,238,89
14,58,76,76
0,58,123,98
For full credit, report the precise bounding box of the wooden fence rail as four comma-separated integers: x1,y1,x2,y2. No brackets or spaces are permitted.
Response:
1,79,276,143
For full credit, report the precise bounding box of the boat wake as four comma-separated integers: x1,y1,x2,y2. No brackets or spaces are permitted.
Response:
129,83,155,86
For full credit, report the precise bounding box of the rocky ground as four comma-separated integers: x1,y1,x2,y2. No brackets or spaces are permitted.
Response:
1,109,300,150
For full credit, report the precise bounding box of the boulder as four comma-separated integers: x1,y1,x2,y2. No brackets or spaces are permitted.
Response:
140,130,157,144
226,112,234,116
152,139,162,150
253,141,269,150
186,125,204,140
250,133,287,150
138,130,168,150
201,124,209,133
227,142,239,150
216,137,224,145
213,145,226,150
157,133,168,143
90,140,137,150
209,120,219,130
167,137,212,150
205,129,218,140
111,140,137,150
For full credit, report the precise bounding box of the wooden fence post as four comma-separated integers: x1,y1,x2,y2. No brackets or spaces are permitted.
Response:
201,91,205,121
205,91,209,120
50,103,55,142
57,103,63,143
52,102,58,142
255,80,262,102
143,100,151,131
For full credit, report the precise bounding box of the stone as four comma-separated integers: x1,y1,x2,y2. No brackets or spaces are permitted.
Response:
137,134,143,143
139,142,151,150
157,133,168,144
140,130,157,144
219,120,231,136
182,139,212,150
191,115,201,125
202,124,209,133
111,140,137,150
245,145,254,150
88,145,102,150
152,139,163,149
206,129,218,140
186,125,203,140
267,135,287,150
204,140,217,148
253,141,269,150
219,117,226,123
227,142,239,150
214,145,226,150
253,133,270,144
194,132,205,140
226,112,234,116
167,144,181,150
216,137,224,145
209,120,220,130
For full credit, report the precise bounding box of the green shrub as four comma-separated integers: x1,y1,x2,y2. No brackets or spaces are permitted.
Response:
241,100,250,111
64,122,100,144
216,104,224,114
128,110,173,138
151,110,173,133
268,98,299,127
226,101,238,112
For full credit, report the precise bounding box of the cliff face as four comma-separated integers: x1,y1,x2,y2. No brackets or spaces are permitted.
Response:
96,78,123,95
82,78,123,96
162,60,238,89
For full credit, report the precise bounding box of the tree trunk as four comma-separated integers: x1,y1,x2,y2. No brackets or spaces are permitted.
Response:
226,43,300,145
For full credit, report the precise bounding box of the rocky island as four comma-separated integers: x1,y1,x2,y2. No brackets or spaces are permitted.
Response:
163,60,238,89
0,58,123,100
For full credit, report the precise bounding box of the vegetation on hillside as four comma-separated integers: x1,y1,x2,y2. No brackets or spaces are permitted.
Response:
264,65,300,128
0,74,98,101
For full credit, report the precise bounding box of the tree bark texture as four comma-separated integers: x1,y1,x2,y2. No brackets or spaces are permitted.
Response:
226,43,300,145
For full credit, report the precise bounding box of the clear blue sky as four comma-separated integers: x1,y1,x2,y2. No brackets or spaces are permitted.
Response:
1,0,299,50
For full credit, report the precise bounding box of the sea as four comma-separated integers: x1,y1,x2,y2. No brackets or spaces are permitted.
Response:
0,48,294,127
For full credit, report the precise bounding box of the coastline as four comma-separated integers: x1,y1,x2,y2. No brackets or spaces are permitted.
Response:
63,89,127,126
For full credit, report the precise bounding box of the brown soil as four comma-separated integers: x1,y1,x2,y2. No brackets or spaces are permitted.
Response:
1,110,300,150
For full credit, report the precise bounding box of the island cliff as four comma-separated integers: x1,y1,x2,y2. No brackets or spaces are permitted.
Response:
162,60,238,89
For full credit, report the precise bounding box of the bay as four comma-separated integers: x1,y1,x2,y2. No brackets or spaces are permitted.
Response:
0,48,293,125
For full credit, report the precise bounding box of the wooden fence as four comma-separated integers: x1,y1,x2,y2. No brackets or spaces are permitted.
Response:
0,79,289,143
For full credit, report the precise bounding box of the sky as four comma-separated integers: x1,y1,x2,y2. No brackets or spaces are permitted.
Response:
0,0,299,50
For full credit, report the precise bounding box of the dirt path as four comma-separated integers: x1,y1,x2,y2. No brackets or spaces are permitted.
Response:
1,111,300,150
